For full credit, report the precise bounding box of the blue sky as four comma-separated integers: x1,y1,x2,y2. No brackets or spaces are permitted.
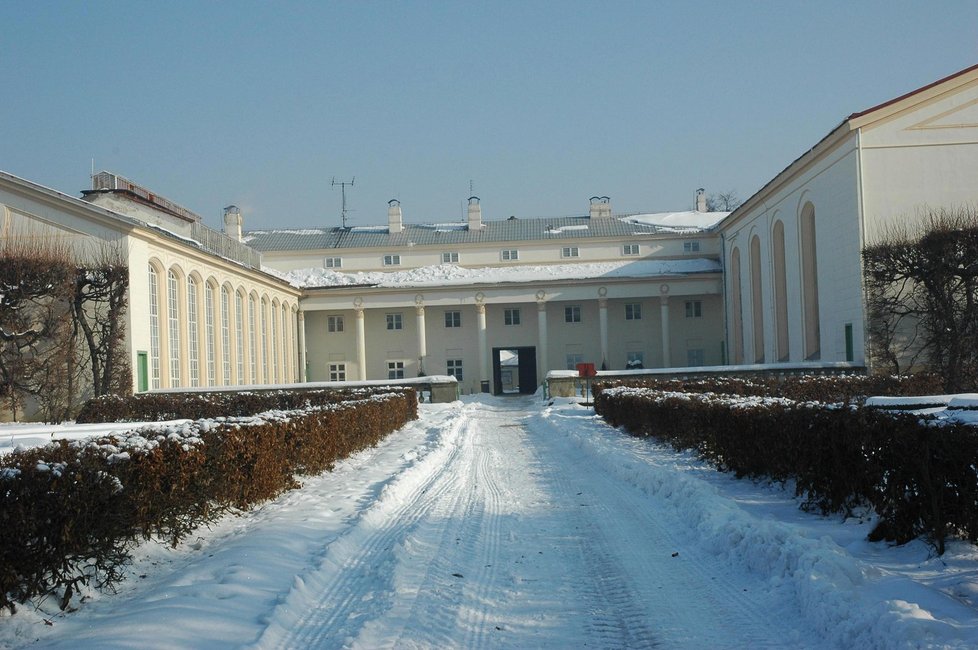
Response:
2,1,976,231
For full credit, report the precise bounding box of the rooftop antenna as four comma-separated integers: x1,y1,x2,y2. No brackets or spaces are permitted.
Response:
331,177,355,228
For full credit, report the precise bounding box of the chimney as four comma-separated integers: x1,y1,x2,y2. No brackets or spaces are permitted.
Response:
388,199,403,233
696,188,707,212
589,196,612,219
223,205,243,241
467,196,482,230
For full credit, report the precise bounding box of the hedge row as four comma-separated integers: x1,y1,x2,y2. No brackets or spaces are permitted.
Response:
0,388,417,613
75,386,408,423
595,387,978,555
592,372,944,405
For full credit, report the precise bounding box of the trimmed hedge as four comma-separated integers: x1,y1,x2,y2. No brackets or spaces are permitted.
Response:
0,388,417,613
595,386,978,555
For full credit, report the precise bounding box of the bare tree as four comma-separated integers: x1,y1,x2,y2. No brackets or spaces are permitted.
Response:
705,190,742,212
863,206,978,391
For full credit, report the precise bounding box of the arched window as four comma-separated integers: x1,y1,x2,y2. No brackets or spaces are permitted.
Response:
750,234,764,363
204,281,217,386
235,291,246,384
167,270,181,386
730,247,744,365
220,286,232,385
282,303,290,383
800,203,820,359
772,220,789,361
187,276,200,387
148,265,161,389
271,300,280,384
249,294,258,383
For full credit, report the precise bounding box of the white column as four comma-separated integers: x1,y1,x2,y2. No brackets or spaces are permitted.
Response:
355,307,367,380
537,300,548,378
415,304,427,374
476,302,489,392
297,309,307,382
660,295,671,368
598,297,609,369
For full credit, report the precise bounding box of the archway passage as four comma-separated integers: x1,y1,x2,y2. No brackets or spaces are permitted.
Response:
492,346,537,395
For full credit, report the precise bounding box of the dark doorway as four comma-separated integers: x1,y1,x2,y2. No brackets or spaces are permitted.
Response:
492,346,537,395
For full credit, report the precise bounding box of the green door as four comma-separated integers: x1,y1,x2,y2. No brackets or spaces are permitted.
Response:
137,352,149,392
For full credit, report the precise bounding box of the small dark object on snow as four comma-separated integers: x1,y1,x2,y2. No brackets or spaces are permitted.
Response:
671,552,679,557
451,572,464,578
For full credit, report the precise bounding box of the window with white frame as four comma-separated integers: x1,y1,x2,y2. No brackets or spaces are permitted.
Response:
383,254,401,266
626,351,645,369
235,292,245,384
205,283,216,386
564,305,582,323
167,270,181,385
687,348,706,366
566,353,584,370
623,244,640,256
442,251,459,264
685,300,703,318
271,302,279,383
260,299,269,382
446,359,463,381
504,308,521,325
684,241,701,253
221,287,232,385
625,303,642,320
501,249,519,261
561,246,580,259
249,296,258,383
148,266,161,389
444,310,461,328
328,315,344,332
386,313,403,330
324,257,342,268
187,277,200,387
387,360,405,379
329,363,346,381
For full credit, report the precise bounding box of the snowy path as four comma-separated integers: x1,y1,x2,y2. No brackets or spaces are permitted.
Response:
7,396,976,649
250,397,819,649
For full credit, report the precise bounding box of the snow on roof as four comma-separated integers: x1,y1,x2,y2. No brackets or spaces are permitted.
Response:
276,258,721,289
620,211,729,230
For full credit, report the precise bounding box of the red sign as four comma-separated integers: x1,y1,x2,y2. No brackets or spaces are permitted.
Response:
576,362,597,378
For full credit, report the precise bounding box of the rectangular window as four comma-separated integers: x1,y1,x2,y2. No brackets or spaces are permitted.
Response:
501,249,519,261
148,267,160,389
328,315,344,332
444,310,461,328
564,305,582,323
387,360,405,379
561,246,580,258
684,241,701,253
324,257,342,268
626,351,644,369
566,353,584,370
622,244,640,256
187,278,199,387
386,313,403,330
625,303,642,320
442,251,459,264
504,308,521,325
447,359,463,381
329,363,346,382
383,254,401,266
687,348,706,367
685,300,703,318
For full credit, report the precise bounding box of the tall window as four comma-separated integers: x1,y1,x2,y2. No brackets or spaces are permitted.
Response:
221,287,232,385
282,305,290,383
773,220,790,362
187,277,200,387
148,266,161,389
625,303,642,320
800,203,820,360
205,283,216,386
235,292,245,384
260,298,269,382
249,295,257,383
167,270,181,386
271,301,279,384
444,310,461,328
750,234,765,363
504,308,521,325
564,305,581,323
730,247,744,364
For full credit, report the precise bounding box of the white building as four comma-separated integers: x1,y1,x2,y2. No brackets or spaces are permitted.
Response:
3,62,978,414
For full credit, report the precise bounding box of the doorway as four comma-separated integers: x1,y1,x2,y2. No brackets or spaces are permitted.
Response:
491,346,537,395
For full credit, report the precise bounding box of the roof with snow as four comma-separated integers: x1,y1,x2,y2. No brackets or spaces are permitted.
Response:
277,258,722,290
245,211,726,253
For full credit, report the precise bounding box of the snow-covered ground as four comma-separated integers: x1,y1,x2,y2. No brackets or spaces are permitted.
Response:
2,396,977,648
